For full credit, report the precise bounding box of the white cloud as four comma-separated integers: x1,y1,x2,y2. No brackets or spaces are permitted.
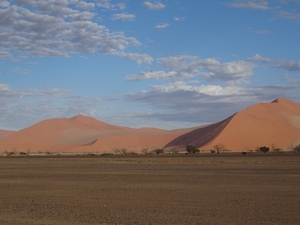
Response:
76,1,95,10
111,13,136,21
127,55,255,82
228,0,269,10
248,54,300,71
173,17,185,21
154,23,169,29
111,52,153,64
97,0,125,10
143,1,166,10
247,54,271,63
126,71,177,81
0,2,152,64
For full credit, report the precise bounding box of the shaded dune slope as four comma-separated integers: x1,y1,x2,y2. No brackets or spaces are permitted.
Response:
164,114,235,149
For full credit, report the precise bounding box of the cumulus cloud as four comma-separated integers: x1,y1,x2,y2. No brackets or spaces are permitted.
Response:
228,0,269,10
0,1,151,64
97,0,125,10
247,54,271,63
248,54,300,71
143,1,166,10
127,55,255,82
111,13,136,21
154,23,169,29
111,51,153,64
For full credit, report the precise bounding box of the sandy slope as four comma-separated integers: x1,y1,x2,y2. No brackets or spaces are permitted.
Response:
0,98,300,152
0,130,15,140
166,98,300,151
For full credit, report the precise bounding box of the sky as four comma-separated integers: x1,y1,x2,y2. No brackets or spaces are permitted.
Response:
0,0,300,131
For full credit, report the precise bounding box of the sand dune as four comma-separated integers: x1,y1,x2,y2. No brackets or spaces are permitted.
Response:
0,98,299,153
0,130,15,140
166,98,300,151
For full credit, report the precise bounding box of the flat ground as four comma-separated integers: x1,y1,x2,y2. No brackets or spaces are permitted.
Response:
0,154,299,225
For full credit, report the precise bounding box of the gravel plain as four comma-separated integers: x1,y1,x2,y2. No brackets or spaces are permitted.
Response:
0,153,299,225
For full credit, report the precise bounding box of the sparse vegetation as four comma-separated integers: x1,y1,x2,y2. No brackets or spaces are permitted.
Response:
259,146,270,154
212,144,226,154
293,144,300,153
270,143,282,153
153,148,164,155
141,148,154,155
113,148,128,155
186,145,199,154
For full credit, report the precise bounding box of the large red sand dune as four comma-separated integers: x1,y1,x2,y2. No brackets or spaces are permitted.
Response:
165,98,300,151
0,98,299,153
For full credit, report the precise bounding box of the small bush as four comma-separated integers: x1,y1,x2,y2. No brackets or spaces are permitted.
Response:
259,146,270,154
186,145,199,154
153,148,164,155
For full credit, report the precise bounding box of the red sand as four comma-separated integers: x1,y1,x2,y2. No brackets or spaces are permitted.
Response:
0,98,300,153
0,130,15,140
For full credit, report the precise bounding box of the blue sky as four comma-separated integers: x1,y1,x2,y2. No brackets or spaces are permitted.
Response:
1,0,300,130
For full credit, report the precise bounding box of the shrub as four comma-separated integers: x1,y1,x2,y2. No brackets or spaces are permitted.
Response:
186,145,199,154
259,146,270,154
153,148,164,155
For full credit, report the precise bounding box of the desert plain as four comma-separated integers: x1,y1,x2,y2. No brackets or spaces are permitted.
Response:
0,153,300,225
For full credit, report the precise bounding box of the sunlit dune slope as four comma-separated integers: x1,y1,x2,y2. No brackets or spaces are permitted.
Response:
165,98,300,151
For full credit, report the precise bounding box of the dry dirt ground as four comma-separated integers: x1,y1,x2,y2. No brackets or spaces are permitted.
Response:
0,154,299,225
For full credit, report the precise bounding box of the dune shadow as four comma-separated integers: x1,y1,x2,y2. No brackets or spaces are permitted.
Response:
164,113,236,149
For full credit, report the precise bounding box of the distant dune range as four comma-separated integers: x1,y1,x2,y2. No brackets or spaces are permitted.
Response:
1,98,300,152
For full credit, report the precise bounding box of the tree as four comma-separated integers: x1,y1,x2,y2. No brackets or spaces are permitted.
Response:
186,145,199,154
212,144,226,154
259,146,270,154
